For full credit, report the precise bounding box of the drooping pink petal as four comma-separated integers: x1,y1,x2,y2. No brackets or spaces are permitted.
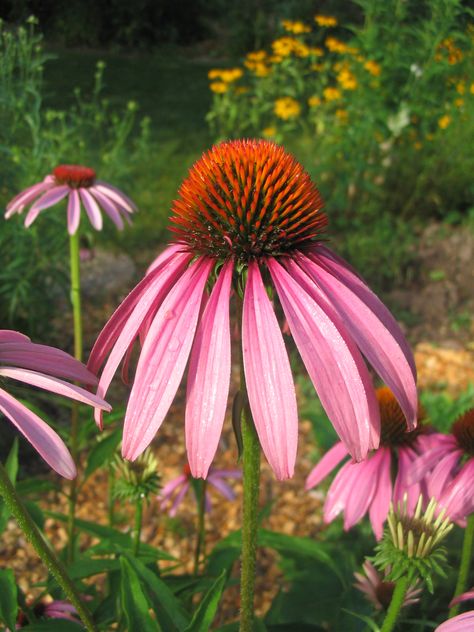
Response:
160,474,187,503
323,461,358,523
305,442,348,490
169,481,190,517
24,186,70,227
427,450,464,500
368,447,392,540
0,368,110,410
296,251,417,430
89,188,124,230
122,258,213,460
394,446,422,514
186,261,233,478
308,244,417,377
268,258,379,462
435,611,474,632
0,330,30,343
343,450,385,530
5,180,55,218
208,475,237,500
94,182,137,214
450,591,474,607
438,459,474,520
79,188,103,230
242,261,299,480
408,436,458,484
67,189,81,235
0,387,76,479
146,243,188,275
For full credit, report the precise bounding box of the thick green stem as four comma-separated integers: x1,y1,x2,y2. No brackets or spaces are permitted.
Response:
449,514,474,617
380,576,409,632
67,231,83,563
194,480,207,575
0,462,97,631
133,498,143,557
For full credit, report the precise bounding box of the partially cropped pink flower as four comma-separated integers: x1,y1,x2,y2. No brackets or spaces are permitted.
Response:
436,612,474,631
0,330,110,478
88,139,417,480
410,408,474,524
306,387,429,539
14,599,78,628
450,589,474,608
159,464,241,517
354,560,421,611
5,164,137,234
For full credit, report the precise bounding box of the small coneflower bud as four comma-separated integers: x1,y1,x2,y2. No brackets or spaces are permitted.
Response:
112,449,161,503
374,494,453,592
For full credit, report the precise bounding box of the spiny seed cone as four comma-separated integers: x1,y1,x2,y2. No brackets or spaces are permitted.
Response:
170,139,327,260
53,164,96,188
377,386,426,447
452,408,474,455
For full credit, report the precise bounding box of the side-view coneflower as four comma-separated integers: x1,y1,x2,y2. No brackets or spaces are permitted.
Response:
88,139,417,481
0,329,110,478
436,590,474,631
305,387,429,538
5,164,137,234
354,560,421,611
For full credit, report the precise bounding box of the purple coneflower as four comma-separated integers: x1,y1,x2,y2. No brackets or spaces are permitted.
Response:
5,164,136,234
354,560,421,611
410,408,474,524
436,590,474,632
159,463,241,517
306,387,430,539
88,139,417,480
0,329,110,478
14,599,79,628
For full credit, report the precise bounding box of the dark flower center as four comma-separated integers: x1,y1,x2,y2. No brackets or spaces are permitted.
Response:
53,164,96,188
452,408,474,455
378,387,426,447
170,139,327,261
375,581,395,609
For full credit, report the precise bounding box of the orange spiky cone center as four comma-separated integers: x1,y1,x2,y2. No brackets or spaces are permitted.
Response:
170,139,327,260
452,408,474,455
53,164,96,188
377,386,426,447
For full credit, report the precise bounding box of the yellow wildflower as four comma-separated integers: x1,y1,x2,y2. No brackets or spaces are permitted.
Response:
438,115,451,129
208,68,243,83
308,46,324,57
208,69,222,79
471,82,474,94
235,86,249,95
269,55,284,64
337,68,357,90
308,96,321,107
274,97,301,120
254,63,271,77
262,126,277,138
335,109,348,122
272,37,309,58
364,60,381,76
325,37,348,54
323,86,341,101
436,38,463,64
246,50,267,62
210,82,227,94
281,20,311,34
315,15,338,27
455,98,464,108
456,81,465,94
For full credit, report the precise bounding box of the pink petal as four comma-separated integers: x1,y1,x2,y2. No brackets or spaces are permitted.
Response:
79,188,103,230
408,437,458,484
208,475,236,500
24,186,70,227
438,459,474,520
0,330,30,343
67,189,81,235
368,447,392,540
268,258,379,462
343,450,385,530
297,251,417,430
435,611,474,632
0,387,76,478
186,261,233,478
0,368,111,410
94,182,137,214
169,481,190,517
305,442,348,490
427,450,464,500
160,474,187,502
146,243,188,275
393,446,421,513
122,258,213,460
243,261,299,480
89,187,124,230
323,461,358,523
450,591,474,607
5,180,54,218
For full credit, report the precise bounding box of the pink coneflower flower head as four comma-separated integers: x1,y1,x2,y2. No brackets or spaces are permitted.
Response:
0,329,110,478
436,591,474,632
306,387,428,539
410,408,474,524
88,139,417,481
14,599,78,628
354,560,421,611
5,164,137,234
159,463,241,517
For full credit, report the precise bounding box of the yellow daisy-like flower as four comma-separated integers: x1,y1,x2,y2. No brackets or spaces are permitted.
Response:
246,50,267,62
210,82,227,94
272,36,309,58
274,97,301,120
315,15,338,27
208,69,223,79
323,86,342,101
308,96,322,107
454,98,464,108
335,109,348,122
262,126,277,138
325,37,349,54
281,19,311,34
364,60,382,77
308,46,324,57
208,68,243,83
456,81,465,94
438,114,451,129
337,69,357,90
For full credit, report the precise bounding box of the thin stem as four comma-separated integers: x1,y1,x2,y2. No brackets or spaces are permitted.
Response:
380,575,409,632
67,231,83,563
237,295,261,632
133,497,143,557
107,465,115,527
194,479,207,575
449,513,474,617
0,462,97,632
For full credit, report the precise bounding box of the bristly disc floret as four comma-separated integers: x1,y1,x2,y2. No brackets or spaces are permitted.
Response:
170,139,327,261
452,408,474,456
377,386,426,447
53,164,96,188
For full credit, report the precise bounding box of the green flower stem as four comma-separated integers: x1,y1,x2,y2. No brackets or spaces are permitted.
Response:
0,462,97,632
194,479,207,575
67,231,84,563
380,575,410,632
133,497,143,557
449,513,474,617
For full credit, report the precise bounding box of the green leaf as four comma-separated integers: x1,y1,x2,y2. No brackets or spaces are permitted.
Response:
68,557,122,580
16,478,58,496
342,610,381,632
21,621,84,631
84,428,121,480
124,554,190,632
0,568,18,631
23,500,44,530
120,556,161,632
0,439,19,533
184,570,226,632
